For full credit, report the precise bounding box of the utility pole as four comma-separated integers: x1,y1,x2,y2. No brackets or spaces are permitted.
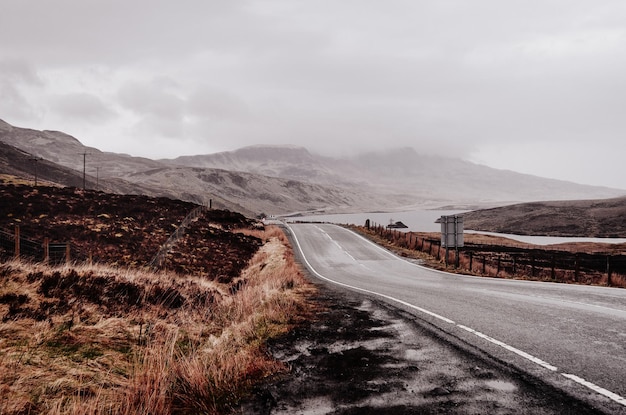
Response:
28,157,41,186
80,152,91,189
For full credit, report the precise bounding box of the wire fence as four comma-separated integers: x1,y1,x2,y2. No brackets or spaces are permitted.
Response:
149,205,208,269
0,226,88,264
364,224,626,288
1,204,209,268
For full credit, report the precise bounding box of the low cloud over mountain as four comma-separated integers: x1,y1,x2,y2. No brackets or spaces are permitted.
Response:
1,119,624,216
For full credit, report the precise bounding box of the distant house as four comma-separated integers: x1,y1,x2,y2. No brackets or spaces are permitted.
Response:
386,221,408,229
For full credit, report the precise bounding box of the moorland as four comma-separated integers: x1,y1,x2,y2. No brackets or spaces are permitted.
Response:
0,183,312,414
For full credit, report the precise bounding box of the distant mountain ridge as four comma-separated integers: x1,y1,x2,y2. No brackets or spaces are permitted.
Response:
165,143,625,207
166,145,367,186
0,120,404,215
1,119,624,215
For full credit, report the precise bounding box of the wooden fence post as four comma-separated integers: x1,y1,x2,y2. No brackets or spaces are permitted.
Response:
607,255,612,286
65,244,71,263
14,225,20,259
43,237,49,263
469,252,473,272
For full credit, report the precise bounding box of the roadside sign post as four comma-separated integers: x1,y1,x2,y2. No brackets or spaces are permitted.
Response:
441,215,464,268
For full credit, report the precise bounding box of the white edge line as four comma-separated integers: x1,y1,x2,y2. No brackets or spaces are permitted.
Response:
456,325,557,371
289,223,455,325
562,374,626,406
286,223,626,408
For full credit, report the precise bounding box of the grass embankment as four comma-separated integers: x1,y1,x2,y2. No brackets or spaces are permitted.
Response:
0,226,313,414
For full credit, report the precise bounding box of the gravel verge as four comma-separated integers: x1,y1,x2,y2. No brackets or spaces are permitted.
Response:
238,282,605,414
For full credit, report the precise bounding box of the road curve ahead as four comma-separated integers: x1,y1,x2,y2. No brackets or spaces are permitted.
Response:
287,223,626,413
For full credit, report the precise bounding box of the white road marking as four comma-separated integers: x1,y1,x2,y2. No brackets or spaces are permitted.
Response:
456,325,557,371
562,374,626,406
295,225,455,325
286,223,626,408
317,225,357,262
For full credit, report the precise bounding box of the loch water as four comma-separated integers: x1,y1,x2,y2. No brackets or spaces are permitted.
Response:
287,210,626,246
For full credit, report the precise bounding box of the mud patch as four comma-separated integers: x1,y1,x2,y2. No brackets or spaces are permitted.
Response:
239,285,604,414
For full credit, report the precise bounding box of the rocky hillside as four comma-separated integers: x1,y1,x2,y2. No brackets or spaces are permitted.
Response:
0,140,172,198
167,145,366,186
0,120,400,215
462,197,626,237
167,145,626,209
0,141,89,188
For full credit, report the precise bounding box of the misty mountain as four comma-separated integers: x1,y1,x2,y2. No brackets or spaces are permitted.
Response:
166,145,368,187
0,139,197,203
167,144,626,207
347,147,625,204
0,119,164,178
2,119,624,216
0,120,404,215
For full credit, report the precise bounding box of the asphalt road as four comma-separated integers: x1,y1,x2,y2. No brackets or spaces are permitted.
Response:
286,223,626,413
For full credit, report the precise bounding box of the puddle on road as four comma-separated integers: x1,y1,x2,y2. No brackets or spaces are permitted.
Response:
485,379,518,392
404,348,425,361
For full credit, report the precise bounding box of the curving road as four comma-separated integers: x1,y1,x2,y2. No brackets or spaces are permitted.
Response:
286,223,626,413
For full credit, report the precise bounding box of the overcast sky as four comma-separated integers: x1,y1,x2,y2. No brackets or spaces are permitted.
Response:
1,1,625,189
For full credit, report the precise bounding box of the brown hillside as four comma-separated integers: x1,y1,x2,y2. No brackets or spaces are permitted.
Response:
0,184,261,281
462,197,626,238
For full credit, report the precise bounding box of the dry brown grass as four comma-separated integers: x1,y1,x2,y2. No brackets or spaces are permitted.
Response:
0,226,312,414
0,174,56,187
352,226,626,288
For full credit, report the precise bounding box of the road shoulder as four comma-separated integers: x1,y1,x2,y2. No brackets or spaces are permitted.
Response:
238,283,603,414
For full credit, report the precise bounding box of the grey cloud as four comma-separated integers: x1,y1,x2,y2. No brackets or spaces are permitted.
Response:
1,1,626,188
132,115,184,139
0,59,44,122
51,93,116,123
0,60,43,85
186,87,250,120
118,79,185,120
0,1,282,66
117,78,186,138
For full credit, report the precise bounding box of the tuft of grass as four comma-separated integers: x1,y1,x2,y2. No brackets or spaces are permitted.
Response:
0,226,313,414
